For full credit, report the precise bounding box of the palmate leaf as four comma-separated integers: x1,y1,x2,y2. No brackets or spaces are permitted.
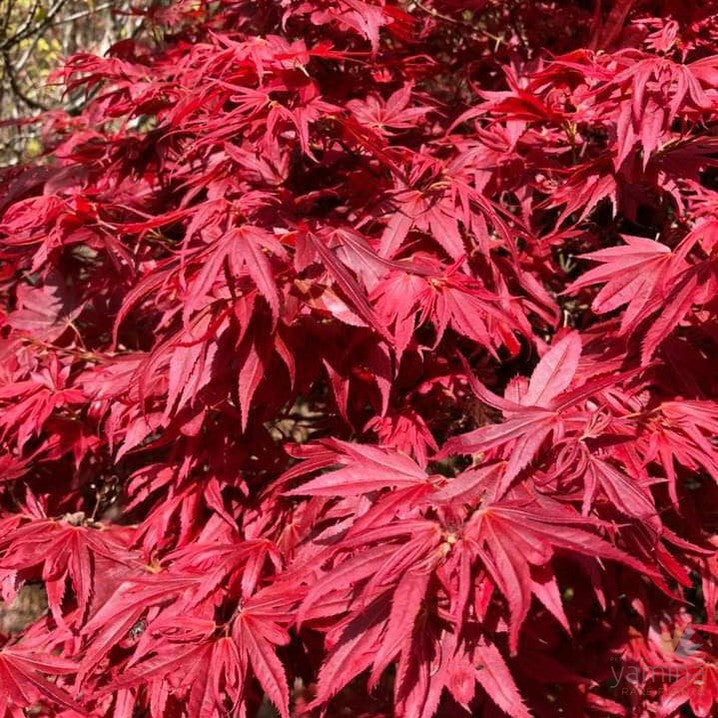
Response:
0,647,84,716
285,439,429,496
0,517,140,627
442,333,589,495
465,494,661,652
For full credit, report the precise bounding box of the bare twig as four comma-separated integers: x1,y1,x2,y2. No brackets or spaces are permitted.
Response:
3,50,48,110
48,1,115,28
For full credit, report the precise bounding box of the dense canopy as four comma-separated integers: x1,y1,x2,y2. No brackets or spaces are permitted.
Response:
0,1,717,717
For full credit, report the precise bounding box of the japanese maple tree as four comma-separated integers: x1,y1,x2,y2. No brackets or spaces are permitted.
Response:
1,1,717,716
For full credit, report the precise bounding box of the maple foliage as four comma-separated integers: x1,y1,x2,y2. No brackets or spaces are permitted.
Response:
0,1,717,717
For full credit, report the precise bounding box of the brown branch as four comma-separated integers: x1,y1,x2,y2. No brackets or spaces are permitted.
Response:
2,50,47,110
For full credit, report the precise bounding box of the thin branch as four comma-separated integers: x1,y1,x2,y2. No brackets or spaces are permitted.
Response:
0,0,42,51
0,0,69,51
47,1,115,29
412,1,506,46
2,51,47,110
